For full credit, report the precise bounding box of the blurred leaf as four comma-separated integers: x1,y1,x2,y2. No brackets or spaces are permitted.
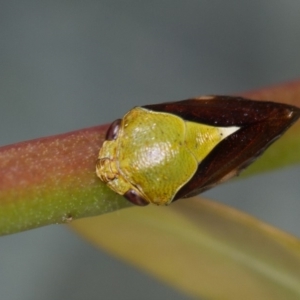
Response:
72,197,300,300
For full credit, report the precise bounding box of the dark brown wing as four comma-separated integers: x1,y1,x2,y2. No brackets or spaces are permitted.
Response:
143,96,300,200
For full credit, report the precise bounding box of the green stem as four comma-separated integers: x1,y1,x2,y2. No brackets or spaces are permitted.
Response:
0,125,131,235
1,80,300,236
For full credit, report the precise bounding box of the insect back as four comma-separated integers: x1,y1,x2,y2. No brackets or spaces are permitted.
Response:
96,96,300,206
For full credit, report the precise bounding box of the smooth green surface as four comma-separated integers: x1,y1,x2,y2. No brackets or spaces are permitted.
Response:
0,180,130,236
72,197,300,300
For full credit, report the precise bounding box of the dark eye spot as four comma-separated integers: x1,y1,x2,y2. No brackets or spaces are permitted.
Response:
106,119,122,140
124,189,149,206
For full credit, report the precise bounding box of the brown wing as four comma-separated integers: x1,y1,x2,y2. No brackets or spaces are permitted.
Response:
143,96,300,200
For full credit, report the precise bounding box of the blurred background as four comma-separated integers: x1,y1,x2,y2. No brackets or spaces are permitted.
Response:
0,1,300,299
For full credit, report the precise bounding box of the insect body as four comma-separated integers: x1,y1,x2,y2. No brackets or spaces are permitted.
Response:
96,96,300,206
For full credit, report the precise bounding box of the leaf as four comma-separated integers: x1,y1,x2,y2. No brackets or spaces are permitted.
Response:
72,197,300,300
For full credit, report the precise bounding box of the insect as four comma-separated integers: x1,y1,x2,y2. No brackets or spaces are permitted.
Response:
96,96,300,206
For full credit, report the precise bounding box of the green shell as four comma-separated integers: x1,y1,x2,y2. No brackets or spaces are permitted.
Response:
97,106,238,205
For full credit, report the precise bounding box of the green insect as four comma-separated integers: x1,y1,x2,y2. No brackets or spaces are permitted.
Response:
96,96,300,206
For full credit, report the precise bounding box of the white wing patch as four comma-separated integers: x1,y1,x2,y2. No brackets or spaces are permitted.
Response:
219,126,240,140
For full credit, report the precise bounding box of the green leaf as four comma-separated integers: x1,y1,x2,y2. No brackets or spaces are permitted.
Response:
72,197,300,300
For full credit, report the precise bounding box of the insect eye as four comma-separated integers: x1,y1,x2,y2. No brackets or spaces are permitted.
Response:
124,189,149,206
105,119,122,141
